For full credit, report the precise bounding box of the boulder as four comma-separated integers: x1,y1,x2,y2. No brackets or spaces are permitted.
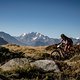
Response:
30,60,60,72
0,58,30,71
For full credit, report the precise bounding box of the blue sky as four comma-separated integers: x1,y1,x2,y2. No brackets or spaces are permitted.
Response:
0,0,80,38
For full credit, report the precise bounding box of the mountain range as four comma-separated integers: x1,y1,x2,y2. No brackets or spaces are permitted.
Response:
0,31,79,46
15,32,60,46
0,32,25,45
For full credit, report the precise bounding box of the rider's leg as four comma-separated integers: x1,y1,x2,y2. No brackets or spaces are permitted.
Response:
64,45,68,52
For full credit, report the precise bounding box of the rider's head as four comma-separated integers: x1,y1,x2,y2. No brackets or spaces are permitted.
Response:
61,34,67,40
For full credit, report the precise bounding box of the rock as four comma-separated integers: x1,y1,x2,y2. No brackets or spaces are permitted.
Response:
0,74,10,80
0,58,30,71
0,58,60,73
30,60,60,72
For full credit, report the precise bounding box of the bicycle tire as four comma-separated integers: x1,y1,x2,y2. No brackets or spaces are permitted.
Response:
50,50,61,59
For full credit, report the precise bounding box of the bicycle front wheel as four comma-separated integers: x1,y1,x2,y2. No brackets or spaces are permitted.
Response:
50,50,61,59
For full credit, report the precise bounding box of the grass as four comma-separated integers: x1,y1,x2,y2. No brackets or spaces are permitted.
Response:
1,43,80,80
3,44,47,60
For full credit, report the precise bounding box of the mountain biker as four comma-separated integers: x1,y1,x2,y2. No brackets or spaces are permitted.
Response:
58,34,73,52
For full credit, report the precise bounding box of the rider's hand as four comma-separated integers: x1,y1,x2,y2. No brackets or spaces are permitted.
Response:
57,45,60,48
57,43,62,48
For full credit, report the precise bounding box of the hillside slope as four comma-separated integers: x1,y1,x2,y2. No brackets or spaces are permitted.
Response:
0,37,8,45
0,44,80,80
0,32,25,45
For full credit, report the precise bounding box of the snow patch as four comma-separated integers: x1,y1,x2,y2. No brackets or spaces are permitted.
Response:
33,37,37,40
21,33,27,36
36,32,38,35
39,34,42,37
43,37,46,39
76,37,80,39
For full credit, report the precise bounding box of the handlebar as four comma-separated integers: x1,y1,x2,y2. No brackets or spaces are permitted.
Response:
57,43,62,48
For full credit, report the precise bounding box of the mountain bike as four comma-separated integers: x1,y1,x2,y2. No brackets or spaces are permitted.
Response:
50,44,75,60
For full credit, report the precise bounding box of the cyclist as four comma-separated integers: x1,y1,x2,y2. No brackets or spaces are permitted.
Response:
58,34,73,52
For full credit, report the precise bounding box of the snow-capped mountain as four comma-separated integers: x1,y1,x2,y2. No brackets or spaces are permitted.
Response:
16,32,80,46
71,38,80,44
16,32,60,46
75,37,80,44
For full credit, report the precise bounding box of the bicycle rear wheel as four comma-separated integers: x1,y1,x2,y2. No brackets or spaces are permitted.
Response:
66,50,75,58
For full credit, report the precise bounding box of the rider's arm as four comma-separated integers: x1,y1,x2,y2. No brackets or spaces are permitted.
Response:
57,40,63,47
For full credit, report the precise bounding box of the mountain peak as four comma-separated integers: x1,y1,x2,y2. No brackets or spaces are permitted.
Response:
21,33,27,37
20,32,43,38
